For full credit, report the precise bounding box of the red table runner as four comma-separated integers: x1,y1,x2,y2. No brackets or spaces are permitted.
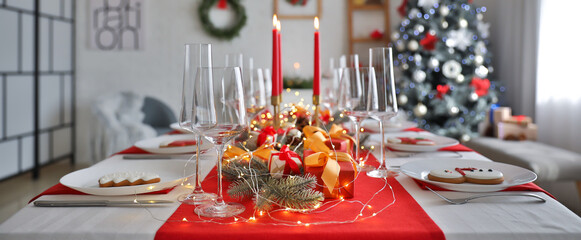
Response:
155,154,446,240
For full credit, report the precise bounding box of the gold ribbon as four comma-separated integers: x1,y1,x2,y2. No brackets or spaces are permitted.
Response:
223,144,274,162
304,150,358,194
303,125,355,154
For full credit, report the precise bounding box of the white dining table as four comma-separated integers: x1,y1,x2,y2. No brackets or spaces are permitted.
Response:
1,133,581,240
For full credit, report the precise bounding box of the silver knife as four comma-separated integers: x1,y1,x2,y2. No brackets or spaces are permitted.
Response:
34,200,174,207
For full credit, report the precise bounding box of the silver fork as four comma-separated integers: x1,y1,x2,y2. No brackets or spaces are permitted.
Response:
425,186,546,205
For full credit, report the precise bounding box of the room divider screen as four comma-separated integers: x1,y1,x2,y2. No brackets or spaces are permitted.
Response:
0,0,75,180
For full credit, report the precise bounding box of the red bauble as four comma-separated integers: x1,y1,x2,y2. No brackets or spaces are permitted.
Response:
470,78,491,97
436,84,450,99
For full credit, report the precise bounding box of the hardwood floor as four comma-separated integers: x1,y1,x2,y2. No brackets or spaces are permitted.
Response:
0,159,90,223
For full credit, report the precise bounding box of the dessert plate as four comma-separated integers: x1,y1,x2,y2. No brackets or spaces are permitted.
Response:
134,134,213,154
361,119,418,133
60,159,194,196
400,159,537,192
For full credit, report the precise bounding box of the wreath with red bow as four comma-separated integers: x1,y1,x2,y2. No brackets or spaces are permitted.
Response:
198,0,247,40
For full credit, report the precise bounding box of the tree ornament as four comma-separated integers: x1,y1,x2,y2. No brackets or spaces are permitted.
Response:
420,32,438,51
459,18,468,28
414,25,425,33
456,74,465,83
414,53,422,62
475,65,489,78
446,28,473,51
474,55,484,65
477,13,484,21
413,103,428,117
441,21,449,29
439,5,450,16
461,134,471,142
396,41,406,51
418,0,438,10
398,94,408,105
449,106,460,116
436,84,450,99
391,32,401,42
401,63,409,70
408,40,419,51
198,0,247,40
408,8,420,19
475,41,487,55
469,92,479,102
413,70,427,82
442,60,462,79
428,57,439,69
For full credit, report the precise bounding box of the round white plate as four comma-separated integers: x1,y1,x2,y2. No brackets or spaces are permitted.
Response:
170,122,191,133
400,159,537,192
361,119,418,133
134,134,213,154
383,132,459,152
60,160,194,196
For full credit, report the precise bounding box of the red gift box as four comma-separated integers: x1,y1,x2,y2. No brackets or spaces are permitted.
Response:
303,149,356,199
268,145,302,179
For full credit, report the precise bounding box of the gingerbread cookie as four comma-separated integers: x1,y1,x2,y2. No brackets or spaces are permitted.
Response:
388,137,435,145
464,168,504,185
427,169,465,184
99,172,160,187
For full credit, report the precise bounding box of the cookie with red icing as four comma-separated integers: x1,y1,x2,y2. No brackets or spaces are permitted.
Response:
427,169,465,184
388,137,435,145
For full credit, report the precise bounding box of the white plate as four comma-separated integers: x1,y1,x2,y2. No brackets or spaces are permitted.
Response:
400,159,537,192
170,122,191,133
381,131,459,152
60,160,194,195
134,134,213,154
361,119,418,133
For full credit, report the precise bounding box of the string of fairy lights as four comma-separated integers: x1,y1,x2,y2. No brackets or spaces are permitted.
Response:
134,90,398,226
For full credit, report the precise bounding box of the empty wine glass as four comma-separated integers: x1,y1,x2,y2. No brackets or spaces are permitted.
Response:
245,67,267,122
177,43,218,205
366,47,399,178
195,66,248,218
337,67,375,171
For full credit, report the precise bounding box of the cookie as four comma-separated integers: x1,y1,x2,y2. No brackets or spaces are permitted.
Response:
464,168,504,185
388,137,435,145
159,139,196,148
99,172,161,187
427,169,465,184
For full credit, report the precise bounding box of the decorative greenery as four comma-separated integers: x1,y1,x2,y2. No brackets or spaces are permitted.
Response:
224,157,324,211
198,0,247,40
283,77,313,89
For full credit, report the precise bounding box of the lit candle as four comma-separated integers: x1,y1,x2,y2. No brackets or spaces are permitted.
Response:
277,20,283,96
313,17,320,96
271,15,279,97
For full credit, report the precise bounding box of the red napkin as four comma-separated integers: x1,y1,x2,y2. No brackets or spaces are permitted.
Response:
155,155,445,240
412,179,555,199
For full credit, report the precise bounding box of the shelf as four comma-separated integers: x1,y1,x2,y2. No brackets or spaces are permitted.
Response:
352,37,386,43
347,0,390,55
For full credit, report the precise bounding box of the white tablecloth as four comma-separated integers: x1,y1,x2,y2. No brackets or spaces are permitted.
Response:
2,135,581,240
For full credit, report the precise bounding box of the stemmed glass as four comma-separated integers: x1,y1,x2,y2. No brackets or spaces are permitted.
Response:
245,67,267,123
366,47,399,178
337,67,375,171
195,67,248,218
177,43,218,205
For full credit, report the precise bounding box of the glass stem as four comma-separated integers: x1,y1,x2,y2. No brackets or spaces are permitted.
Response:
215,143,226,205
378,120,386,170
193,135,204,194
354,119,361,163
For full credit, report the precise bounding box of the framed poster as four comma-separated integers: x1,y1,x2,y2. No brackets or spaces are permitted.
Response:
274,0,322,19
89,0,144,50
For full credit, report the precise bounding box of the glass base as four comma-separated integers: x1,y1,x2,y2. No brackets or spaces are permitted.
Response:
177,192,217,205
357,164,376,172
195,202,245,218
366,168,398,178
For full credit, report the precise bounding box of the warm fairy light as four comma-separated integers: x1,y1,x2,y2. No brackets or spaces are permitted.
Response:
360,146,364,149
295,91,300,96
276,20,281,31
314,203,321,209
249,217,256,221
234,217,239,221
286,88,291,92
293,62,300,70
314,17,319,30
360,127,364,132
182,218,187,222
297,221,302,224
284,103,289,107
133,199,138,203
372,213,377,216
273,14,277,28
147,186,155,190
330,117,334,121
344,183,349,187
340,196,345,201
305,223,311,227
359,213,363,216
367,205,373,209
266,112,272,118
227,145,232,149
259,211,264,216
339,113,344,118
370,145,375,150
342,130,347,134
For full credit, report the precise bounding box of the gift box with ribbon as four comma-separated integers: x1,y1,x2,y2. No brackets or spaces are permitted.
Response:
303,125,354,156
304,149,357,199
496,122,538,141
268,145,303,179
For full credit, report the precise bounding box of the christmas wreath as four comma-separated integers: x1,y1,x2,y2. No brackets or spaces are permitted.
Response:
198,0,247,40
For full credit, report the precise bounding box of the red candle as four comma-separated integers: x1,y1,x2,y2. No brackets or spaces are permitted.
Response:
277,21,283,96
271,15,279,97
313,17,320,96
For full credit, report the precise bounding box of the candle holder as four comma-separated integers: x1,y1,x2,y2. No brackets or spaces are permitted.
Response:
272,95,281,130
312,95,320,127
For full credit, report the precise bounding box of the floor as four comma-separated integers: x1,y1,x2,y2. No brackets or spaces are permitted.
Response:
0,159,90,224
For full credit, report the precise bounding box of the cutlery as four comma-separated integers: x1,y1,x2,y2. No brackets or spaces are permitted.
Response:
34,199,174,207
425,186,546,205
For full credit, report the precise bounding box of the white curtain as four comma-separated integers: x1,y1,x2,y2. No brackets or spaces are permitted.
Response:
536,0,581,153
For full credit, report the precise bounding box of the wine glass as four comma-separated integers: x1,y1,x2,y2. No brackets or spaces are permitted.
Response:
337,67,375,171
366,47,399,178
177,43,218,205
195,66,248,218
245,67,267,123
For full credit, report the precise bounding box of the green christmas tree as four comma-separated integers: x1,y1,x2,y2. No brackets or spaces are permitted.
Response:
391,0,503,141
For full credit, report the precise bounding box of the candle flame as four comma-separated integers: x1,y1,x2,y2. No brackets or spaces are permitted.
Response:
273,15,278,27
314,17,319,30
276,20,281,31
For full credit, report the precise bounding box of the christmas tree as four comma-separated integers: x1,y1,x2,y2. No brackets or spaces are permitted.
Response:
391,0,502,141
